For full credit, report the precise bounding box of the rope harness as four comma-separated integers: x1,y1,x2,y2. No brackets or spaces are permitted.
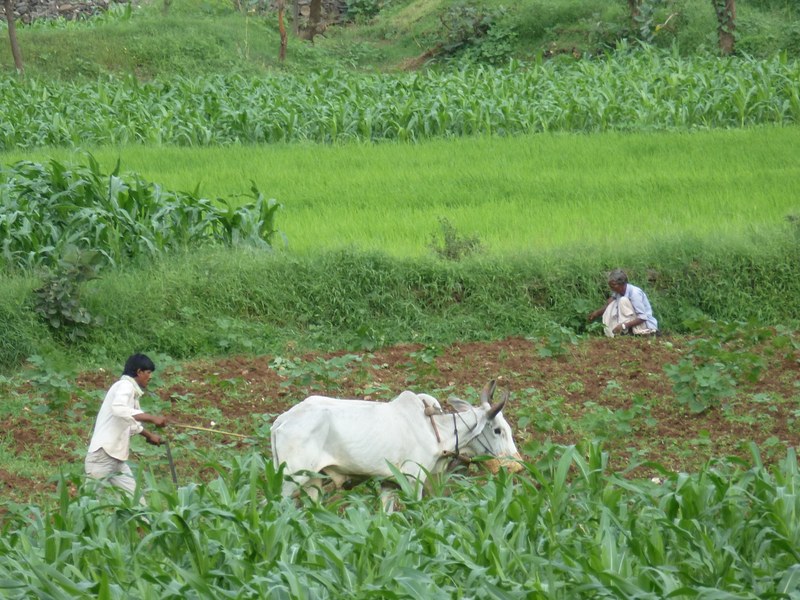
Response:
440,408,491,471
422,398,498,471
423,402,442,442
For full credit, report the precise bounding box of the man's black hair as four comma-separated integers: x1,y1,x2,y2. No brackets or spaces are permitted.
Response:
122,353,156,377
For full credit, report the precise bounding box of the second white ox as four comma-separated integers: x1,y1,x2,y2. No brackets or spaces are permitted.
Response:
271,380,523,501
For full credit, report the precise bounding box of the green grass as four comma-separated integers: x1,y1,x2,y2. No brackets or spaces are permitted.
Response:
4,127,798,258
1,0,799,79
1,235,798,371
0,1,318,79
3,127,798,369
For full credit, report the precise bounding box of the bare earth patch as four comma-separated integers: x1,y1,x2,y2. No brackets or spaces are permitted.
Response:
2,335,798,504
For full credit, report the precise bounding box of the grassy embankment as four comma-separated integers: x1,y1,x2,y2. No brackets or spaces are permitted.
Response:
2,0,799,78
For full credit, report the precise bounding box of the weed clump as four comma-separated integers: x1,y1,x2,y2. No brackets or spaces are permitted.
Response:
429,217,484,261
33,248,104,344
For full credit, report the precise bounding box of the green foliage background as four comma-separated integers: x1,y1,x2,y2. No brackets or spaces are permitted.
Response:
0,2,799,596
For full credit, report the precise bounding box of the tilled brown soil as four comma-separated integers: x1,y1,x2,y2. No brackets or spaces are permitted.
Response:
2,335,798,505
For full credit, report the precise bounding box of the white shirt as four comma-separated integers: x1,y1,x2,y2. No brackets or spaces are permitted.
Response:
614,283,658,330
87,375,145,461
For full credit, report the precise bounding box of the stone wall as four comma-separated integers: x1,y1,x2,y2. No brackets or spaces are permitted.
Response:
296,0,346,22
2,0,112,25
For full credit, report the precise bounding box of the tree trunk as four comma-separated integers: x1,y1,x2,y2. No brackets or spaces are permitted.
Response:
3,0,24,75
628,0,641,23
712,0,736,56
277,0,287,62
308,0,321,30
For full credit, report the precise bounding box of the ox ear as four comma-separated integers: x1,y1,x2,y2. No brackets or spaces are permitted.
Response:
447,396,472,413
480,380,497,406
487,390,509,420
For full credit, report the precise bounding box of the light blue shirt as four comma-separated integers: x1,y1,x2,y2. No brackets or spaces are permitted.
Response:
614,283,658,330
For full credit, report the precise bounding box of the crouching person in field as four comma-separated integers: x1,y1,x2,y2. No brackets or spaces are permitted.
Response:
84,353,168,505
588,269,658,338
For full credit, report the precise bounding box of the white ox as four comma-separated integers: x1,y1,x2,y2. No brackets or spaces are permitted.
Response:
270,380,523,504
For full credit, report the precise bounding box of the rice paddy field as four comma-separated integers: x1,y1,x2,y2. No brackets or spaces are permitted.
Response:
4,126,797,259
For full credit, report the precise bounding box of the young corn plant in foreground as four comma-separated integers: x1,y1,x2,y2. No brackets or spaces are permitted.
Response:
1,444,799,598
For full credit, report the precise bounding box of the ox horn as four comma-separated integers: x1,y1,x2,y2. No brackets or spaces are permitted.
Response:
487,389,509,420
480,379,497,405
